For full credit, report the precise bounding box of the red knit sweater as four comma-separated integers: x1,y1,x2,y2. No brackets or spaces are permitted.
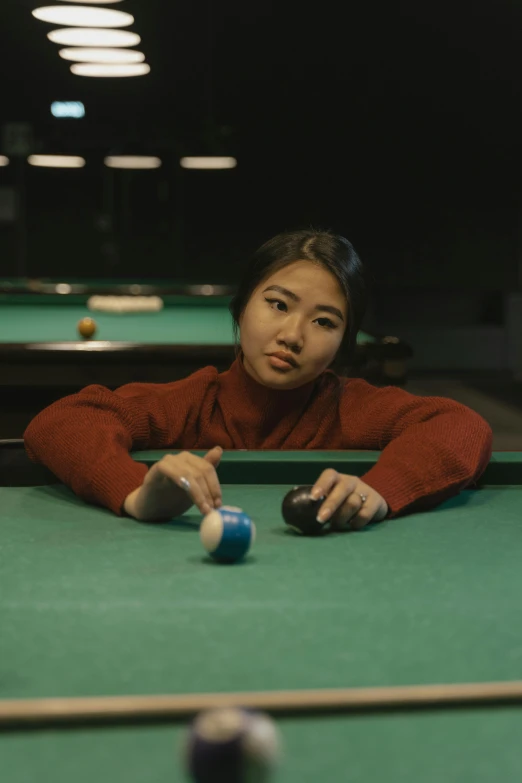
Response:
24,357,493,519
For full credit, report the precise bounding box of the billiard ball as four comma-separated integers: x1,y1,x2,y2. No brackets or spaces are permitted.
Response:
77,317,97,339
184,707,280,783
282,485,327,536
200,506,256,563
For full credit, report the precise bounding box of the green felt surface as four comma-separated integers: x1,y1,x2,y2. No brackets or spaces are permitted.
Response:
0,303,235,344
0,303,375,345
2,481,522,702
3,464,522,781
2,710,522,783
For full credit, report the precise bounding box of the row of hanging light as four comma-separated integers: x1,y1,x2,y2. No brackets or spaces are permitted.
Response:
24,1,155,168
0,3,237,170
32,0,150,78
0,153,237,169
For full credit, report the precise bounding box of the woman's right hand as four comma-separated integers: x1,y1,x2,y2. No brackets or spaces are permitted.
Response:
123,446,223,521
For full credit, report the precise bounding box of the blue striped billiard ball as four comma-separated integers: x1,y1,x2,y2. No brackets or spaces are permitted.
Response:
200,506,256,563
184,707,280,783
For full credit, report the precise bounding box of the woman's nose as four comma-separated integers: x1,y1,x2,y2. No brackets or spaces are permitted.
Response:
277,315,304,347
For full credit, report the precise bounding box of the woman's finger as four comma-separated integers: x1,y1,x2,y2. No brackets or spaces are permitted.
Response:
350,498,389,529
315,475,359,524
155,461,212,515
329,492,374,530
186,453,222,509
310,469,341,500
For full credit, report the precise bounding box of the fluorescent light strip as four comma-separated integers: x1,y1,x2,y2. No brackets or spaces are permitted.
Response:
48,28,141,46
71,62,150,77
105,156,162,170
28,155,86,168
32,5,134,28
180,156,238,170
55,0,124,4
59,47,145,63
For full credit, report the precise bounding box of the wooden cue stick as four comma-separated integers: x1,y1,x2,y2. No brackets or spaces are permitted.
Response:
2,681,522,729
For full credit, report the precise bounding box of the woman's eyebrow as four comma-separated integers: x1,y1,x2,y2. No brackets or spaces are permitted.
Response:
262,285,344,321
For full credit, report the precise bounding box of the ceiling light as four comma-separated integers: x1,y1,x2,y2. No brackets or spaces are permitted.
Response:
105,156,162,170
70,62,150,77
56,0,124,4
59,47,145,63
51,101,85,118
0,156,9,167
48,28,141,46
180,156,237,170
32,5,134,28
28,155,86,168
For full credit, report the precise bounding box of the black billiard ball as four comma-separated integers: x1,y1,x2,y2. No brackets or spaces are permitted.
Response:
185,707,280,783
282,485,327,536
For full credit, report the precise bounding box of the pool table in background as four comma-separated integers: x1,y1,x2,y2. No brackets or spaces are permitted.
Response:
0,278,412,438
2,443,522,783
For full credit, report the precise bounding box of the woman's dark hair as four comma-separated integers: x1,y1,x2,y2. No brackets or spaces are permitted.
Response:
229,228,371,375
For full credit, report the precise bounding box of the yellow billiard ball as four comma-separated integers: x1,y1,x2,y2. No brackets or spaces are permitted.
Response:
77,317,97,339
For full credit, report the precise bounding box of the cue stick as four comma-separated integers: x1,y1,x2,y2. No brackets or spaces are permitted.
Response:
2,681,522,730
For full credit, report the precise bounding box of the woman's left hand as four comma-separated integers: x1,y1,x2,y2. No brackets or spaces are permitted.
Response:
311,470,389,531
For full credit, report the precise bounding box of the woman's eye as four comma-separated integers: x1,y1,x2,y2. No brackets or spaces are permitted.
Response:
264,298,337,329
316,318,336,329
265,297,287,312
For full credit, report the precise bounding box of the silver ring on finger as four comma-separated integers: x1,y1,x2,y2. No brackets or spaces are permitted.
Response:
179,476,191,492
358,493,367,504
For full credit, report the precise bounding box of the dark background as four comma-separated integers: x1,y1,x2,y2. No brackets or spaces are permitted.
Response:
2,0,522,364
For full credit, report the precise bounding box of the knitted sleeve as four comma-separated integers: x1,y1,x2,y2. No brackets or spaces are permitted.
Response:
24,366,218,515
339,379,493,518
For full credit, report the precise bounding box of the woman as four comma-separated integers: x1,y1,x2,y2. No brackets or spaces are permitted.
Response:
24,229,493,530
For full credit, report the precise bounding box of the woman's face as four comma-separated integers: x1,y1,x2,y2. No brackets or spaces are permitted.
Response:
239,260,348,389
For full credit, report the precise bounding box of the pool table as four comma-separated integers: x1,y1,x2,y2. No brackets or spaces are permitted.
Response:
0,279,412,438
0,278,411,386
2,443,522,782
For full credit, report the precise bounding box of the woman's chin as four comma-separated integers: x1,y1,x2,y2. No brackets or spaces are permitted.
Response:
247,356,308,389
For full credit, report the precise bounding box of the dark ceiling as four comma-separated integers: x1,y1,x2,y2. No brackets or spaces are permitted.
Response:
2,0,522,281
4,0,522,146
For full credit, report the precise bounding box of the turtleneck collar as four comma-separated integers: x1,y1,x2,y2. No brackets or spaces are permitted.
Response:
217,353,324,449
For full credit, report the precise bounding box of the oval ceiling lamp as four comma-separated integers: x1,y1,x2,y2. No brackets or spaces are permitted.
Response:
104,156,162,170
0,156,9,167
56,0,124,3
48,28,141,46
59,47,145,64
71,62,150,77
180,156,237,170
32,5,134,27
28,155,86,168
